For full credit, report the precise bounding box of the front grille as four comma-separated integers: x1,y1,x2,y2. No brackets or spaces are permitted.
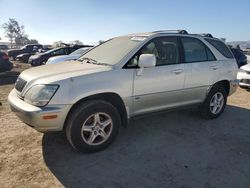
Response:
241,79,250,84
15,77,27,92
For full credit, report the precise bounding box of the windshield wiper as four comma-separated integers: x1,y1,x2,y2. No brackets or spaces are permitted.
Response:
78,57,97,63
78,57,110,66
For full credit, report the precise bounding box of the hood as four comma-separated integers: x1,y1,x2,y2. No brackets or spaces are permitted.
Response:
17,53,30,57
19,60,112,83
7,49,23,54
29,53,44,60
241,63,250,72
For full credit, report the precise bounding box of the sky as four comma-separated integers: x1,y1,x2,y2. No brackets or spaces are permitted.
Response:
0,0,250,45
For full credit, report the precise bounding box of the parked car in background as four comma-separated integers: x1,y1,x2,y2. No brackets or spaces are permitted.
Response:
16,53,34,63
0,44,9,51
0,51,13,72
237,63,250,89
243,49,250,63
7,44,43,60
8,30,238,153
29,45,92,66
230,47,247,68
46,47,91,64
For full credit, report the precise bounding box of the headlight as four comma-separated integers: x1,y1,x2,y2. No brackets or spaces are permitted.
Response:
24,85,59,107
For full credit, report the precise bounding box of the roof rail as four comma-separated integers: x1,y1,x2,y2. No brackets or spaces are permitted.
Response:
152,30,214,38
191,33,213,38
153,30,188,34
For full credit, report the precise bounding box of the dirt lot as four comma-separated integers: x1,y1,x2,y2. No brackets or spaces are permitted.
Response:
0,64,250,188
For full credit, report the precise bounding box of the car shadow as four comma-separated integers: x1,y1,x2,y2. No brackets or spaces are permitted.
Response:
0,71,20,85
42,105,250,188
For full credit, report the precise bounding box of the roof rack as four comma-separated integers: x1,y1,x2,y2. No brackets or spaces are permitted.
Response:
153,30,188,34
152,30,214,38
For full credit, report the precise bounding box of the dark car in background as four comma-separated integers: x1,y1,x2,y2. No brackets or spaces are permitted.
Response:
7,44,43,60
0,51,13,72
15,46,52,63
16,53,34,63
28,45,91,66
230,47,247,68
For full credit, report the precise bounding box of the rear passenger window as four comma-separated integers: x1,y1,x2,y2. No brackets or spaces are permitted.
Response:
182,37,208,63
205,38,234,59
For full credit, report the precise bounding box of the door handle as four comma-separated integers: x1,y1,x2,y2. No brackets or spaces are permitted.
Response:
210,65,219,70
172,69,183,74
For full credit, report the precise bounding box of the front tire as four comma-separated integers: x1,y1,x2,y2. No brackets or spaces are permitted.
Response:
66,100,121,153
200,86,227,119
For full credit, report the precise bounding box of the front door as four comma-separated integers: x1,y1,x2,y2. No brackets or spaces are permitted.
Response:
132,37,185,115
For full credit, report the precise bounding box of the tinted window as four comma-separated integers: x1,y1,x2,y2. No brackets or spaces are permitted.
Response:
181,37,208,63
206,39,234,58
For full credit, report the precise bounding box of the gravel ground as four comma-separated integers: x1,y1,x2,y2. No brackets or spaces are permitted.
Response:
0,64,250,188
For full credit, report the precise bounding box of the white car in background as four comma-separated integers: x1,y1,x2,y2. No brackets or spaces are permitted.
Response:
237,63,250,89
247,55,250,64
46,47,91,64
243,49,250,63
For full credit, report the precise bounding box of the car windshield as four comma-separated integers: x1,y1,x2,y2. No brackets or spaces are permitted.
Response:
21,45,27,50
70,47,90,56
44,48,61,54
79,36,147,65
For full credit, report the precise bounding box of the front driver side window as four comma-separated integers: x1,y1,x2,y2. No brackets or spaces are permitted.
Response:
126,37,180,67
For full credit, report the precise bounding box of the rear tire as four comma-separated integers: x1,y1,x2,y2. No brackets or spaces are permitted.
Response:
200,86,227,119
66,100,121,153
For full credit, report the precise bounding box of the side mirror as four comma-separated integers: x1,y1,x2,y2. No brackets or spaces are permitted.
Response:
137,54,156,76
138,54,156,68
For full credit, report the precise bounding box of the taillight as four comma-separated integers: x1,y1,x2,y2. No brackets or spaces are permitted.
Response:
2,54,9,60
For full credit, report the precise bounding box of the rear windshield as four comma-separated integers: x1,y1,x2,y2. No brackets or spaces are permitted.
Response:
205,39,234,59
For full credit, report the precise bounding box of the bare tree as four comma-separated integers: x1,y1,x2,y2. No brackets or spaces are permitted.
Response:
27,39,39,44
98,40,105,44
52,41,64,47
70,40,83,45
2,18,26,48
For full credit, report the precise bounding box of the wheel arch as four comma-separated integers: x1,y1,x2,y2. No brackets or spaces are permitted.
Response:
64,92,128,130
214,80,230,95
212,80,230,95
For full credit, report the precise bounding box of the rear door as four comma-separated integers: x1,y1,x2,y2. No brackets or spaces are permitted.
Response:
180,37,219,104
132,36,186,115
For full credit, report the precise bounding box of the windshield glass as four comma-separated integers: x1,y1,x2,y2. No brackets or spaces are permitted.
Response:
44,48,61,54
70,47,90,56
79,36,147,65
21,45,27,50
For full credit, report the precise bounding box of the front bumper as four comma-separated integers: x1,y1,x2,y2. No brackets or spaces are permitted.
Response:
237,71,250,89
8,89,72,132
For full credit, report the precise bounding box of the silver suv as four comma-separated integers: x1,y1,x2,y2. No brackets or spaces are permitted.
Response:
8,30,238,152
